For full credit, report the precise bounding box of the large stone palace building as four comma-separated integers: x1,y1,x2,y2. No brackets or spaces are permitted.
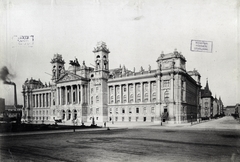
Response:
22,42,204,125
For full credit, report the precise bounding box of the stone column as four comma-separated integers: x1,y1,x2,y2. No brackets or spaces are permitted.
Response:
85,85,87,104
113,85,116,104
77,84,79,104
133,83,136,103
169,73,175,122
39,94,41,107
81,85,84,104
45,93,47,107
141,82,144,102
148,81,151,102
119,84,122,103
71,85,74,104
126,83,129,103
183,80,186,102
65,86,68,105
35,94,37,107
59,87,62,106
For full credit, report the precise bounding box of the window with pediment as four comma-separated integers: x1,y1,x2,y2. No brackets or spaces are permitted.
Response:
164,90,170,102
91,96,93,104
136,108,139,114
116,95,120,103
123,95,127,103
96,96,99,103
163,80,170,88
136,93,141,103
129,108,132,114
143,107,147,114
109,108,112,114
152,92,156,102
151,107,155,113
96,108,99,114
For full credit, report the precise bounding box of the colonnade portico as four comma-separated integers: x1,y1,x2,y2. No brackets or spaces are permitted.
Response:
32,92,51,108
56,83,88,106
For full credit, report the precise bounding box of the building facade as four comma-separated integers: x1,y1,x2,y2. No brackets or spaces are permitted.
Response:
22,42,202,125
200,81,224,118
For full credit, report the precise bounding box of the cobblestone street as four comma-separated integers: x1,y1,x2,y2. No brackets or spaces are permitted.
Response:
1,116,240,162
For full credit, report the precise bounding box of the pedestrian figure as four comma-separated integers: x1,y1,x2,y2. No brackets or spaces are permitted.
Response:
104,122,106,128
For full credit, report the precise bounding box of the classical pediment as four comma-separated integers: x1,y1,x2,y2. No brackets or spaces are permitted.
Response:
56,73,85,83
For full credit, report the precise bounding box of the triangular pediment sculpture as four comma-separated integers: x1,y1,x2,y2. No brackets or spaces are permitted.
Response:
56,72,86,83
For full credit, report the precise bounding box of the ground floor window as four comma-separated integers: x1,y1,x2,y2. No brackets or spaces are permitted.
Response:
115,117,118,121
129,117,131,122
136,117,138,121
143,117,146,122
151,117,154,122
122,117,124,121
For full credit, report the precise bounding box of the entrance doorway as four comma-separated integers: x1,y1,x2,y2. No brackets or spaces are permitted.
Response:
143,117,146,122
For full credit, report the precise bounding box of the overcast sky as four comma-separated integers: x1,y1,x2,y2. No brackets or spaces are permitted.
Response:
0,0,239,106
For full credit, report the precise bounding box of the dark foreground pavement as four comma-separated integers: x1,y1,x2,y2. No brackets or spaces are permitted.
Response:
0,116,240,162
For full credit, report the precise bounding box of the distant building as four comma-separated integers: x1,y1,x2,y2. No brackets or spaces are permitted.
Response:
5,105,22,118
0,98,5,117
22,42,202,125
235,103,240,118
200,81,224,118
225,106,236,116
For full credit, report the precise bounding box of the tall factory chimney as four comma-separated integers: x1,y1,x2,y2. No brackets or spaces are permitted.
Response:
0,66,18,107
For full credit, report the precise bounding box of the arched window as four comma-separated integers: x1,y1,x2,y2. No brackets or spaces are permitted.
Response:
62,110,65,120
67,110,71,120
96,55,100,58
74,110,77,120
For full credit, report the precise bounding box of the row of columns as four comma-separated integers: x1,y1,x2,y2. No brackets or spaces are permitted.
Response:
56,84,88,106
109,81,156,104
33,93,51,108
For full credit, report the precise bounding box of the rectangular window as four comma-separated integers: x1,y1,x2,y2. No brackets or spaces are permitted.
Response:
151,107,155,113
122,117,124,121
96,108,99,114
122,108,125,114
129,108,132,114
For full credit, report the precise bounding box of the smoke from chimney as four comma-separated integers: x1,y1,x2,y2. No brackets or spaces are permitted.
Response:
0,66,18,107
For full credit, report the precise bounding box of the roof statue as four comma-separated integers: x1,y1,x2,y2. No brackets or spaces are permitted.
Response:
69,58,80,67
93,41,110,53
51,53,65,64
